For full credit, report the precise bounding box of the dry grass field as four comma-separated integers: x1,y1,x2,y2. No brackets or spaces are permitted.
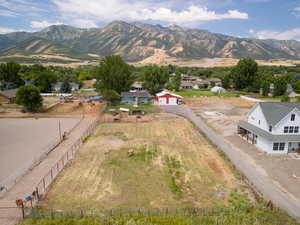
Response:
41,113,246,211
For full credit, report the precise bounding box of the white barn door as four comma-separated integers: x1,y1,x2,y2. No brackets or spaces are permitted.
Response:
169,97,177,105
159,97,167,105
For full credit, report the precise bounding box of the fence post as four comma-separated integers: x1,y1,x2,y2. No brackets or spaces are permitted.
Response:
43,177,46,192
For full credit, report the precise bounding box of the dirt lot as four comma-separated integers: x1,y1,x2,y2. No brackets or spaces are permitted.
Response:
41,113,248,211
186,97,300,200
0,117,80,182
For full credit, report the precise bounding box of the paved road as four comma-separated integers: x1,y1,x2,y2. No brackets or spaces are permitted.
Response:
162,105,300,220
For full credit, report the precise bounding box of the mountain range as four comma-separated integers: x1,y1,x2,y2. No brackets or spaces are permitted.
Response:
1,21,300,64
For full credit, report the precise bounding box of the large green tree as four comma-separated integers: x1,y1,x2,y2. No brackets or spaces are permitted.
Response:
167,72,181,91
231,58,259,90
16,85,43,112
142,65,169,95
294,80,300,93
0,62,23,87
95,55,134,94
29,71,57,93
273,77,288,97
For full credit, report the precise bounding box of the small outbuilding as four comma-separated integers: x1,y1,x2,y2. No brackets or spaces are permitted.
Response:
0,89,18,103
210,86,226,94
121,91,152,105
156,91,183,105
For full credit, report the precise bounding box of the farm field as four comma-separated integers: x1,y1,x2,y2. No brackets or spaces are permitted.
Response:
41,113,244,211
0,117,80,183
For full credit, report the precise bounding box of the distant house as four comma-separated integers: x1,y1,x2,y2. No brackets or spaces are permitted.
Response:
0,89,18,103
121,91,152,105
0,81,16,91
53,82,80,92
207,78,222,86
156,91,183,105
180,81,194,90
130,82,144,91
238,102,300,154
286,84,300,98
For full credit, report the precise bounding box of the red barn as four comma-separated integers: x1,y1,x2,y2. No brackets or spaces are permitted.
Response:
156,91,183,105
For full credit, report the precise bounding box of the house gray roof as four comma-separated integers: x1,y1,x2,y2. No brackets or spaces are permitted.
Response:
238,121,300,142
180,81,194,87
258,102,300,126
207,78,221,82
121,91,152,98
0,88,17,99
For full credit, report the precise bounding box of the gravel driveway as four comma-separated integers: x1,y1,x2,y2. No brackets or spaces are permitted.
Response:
161,105,300,220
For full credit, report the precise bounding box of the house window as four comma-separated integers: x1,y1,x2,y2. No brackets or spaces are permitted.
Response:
284,126,289,133
269,126,272,132
289,126,294,133
295,127,299,133
279,143,285,151
291,114,295,121
273,143,285,151
273,143,279,151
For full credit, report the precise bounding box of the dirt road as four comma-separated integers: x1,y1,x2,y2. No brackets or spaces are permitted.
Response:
0,118,80,182
0,115,99,225
161,105,300,220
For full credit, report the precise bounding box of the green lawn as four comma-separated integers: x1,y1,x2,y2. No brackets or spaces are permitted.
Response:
107,104,161,114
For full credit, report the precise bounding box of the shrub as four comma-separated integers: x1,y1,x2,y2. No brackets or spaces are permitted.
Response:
281,95,290,102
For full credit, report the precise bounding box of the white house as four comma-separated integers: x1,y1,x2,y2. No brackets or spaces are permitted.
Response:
156,91,183,105
238,102,300,154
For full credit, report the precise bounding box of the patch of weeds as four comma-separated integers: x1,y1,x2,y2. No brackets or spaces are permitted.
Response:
229,190,252,212
132,145,159,162
108,145,159,168
99,131,128,141
164,156,185,198
164,156,181,169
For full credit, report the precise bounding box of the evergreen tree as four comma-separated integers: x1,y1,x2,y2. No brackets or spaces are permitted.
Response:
60,78,72,93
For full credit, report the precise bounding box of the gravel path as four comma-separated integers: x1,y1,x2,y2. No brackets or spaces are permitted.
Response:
161,105,300,220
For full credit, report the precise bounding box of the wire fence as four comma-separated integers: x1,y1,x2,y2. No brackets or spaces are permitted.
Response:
27,207,247,219
0,117,84,198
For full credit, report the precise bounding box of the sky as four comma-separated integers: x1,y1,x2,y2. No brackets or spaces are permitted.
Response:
0,0,300,40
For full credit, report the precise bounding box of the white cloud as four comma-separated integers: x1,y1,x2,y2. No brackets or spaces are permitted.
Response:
30,21,63,29
52,0,248,25
250,28,300,41
0,27,18,34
